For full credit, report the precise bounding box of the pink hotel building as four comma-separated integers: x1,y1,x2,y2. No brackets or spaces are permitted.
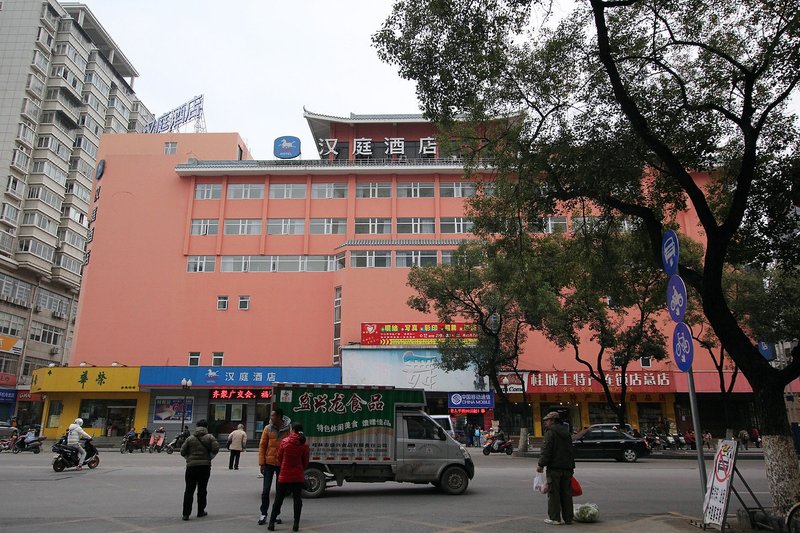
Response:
65,109,771,437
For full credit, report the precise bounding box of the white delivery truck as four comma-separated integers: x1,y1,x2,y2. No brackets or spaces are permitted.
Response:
273,383,474,497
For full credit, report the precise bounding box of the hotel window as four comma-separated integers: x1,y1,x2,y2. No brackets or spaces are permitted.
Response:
397,182,435,198
305,255,337,272
640,356,652,368
239,296,250,310
188,352,200,366
309,218,346,235
191,219,219,236
543,216,568,234
266,218,305,235
397,218,436,234
311,182,347,199
440,182,476,198
273,256,302,272
269,183,306,199
224,219,261,235
216,296,228,310
187,256,215,272
350,251,391,268
228,183,264,199
164,142,177,155
440,217,474,234
354,218,392,234
195,183,221,200
355,182,391,198
333,286,341,365
212,352,224,366
220,256,270,272
396,250,438,267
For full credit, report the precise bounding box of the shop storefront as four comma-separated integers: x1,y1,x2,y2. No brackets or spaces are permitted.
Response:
31,366,147,439
0,372,17,421
15,392,44,428
139,366,340,441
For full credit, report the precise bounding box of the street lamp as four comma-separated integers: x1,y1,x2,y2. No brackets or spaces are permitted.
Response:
180,378,193,433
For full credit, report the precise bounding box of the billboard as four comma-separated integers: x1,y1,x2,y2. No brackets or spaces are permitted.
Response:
143,95,204,134
361,322,478,346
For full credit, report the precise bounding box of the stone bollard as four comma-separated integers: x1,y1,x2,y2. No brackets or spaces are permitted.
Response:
518,428,529,453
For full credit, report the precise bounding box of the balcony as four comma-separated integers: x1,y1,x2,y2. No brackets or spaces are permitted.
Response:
10,149,31,174
0,231,14,257
41,7,58,32
5,178,25,202
16,123,36,149
21,98,41,122
26,74,46,99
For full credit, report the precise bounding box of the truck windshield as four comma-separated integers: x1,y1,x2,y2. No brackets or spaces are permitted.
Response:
405,416,440,440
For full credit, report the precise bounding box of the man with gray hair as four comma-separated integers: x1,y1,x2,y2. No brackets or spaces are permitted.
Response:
228,423,247,470
537,411,575,525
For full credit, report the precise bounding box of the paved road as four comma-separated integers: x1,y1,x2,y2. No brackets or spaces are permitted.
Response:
0,447,771,532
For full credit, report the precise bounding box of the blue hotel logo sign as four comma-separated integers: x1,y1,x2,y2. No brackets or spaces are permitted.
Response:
274,136,301,159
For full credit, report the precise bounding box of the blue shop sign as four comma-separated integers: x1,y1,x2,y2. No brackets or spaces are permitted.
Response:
448,391,494,409
139,366,340,387
274,136,301,159
0,389,16,403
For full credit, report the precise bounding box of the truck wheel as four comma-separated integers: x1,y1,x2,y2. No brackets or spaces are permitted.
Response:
439,466,469,495
302,468,326,498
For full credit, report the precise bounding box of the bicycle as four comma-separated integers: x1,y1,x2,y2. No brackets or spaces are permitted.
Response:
786,501,800,532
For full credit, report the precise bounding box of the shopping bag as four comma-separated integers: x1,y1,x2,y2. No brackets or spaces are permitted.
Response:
571,476,583,496
533,472,549,494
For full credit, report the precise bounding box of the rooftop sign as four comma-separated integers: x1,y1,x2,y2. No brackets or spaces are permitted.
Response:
143,95,204,134
274,136,301,159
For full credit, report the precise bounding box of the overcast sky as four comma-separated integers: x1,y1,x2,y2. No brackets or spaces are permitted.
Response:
79,0,421,159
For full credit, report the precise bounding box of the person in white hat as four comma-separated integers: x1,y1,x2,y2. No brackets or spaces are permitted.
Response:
537,411,575,525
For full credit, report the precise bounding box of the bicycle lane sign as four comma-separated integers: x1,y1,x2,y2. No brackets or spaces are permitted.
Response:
673,321,694,372
702,439,739,528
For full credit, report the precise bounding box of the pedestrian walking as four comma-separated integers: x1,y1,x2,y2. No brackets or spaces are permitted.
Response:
738,429,750,450
473,426,481,447
180,419,220,521
702,430,713,450
537,411,575,526
258,408,292,525
268,423,310,531
228,423,247,470
750,427,761,448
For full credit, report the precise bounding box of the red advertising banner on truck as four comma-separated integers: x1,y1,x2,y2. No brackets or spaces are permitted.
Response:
361,322,478,346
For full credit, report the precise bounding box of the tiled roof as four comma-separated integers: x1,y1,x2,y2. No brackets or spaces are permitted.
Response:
336,238,471,249
303,107,428,123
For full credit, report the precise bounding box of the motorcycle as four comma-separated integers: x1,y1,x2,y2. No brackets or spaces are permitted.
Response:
164,429,190,454
12,435,45,454
148,429,166,453
52,436,100,471
482,436,514,455
120,433,147,453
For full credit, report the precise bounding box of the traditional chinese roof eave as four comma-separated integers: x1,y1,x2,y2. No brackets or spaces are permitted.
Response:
303,107,429,143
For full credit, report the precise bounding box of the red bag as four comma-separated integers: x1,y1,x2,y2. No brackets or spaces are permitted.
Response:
571,476,583,496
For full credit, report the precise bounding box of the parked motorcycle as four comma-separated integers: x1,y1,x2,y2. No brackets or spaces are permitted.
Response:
148,428,166,453
120,433,147,453
674,433,687,450
164,429,190,454
52,436,100,471
482,436,514,455
12,435,44,454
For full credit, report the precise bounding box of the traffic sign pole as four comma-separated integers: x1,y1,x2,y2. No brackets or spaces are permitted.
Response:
687,369,708,493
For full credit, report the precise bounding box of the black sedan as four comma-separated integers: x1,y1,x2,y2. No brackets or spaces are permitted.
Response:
572,428,651,463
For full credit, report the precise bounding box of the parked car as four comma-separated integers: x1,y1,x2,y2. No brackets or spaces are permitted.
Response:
588,423,634,434
0,424,19,439
572,427,650,463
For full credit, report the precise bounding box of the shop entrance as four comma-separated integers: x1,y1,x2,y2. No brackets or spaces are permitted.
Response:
540,403,580,434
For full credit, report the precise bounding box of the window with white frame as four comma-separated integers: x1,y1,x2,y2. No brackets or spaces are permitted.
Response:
309,218,346,235
238,295,250,310
216,296,228,310
571,216,602,232
397,182,435,198
187,256,215,272
22,211,57,235
350,251,391,268
543,216,568,234
311,182,347,199
164,142,177,155
0,311,25,337
211,352,224,366
396,250,438,267
354,218,392,234
224,219,261,235
266,218,304,235
269,183,306,199
220,256,270,272
440,217,474,234
191,219,219,235
18,238,54,261
29,321,63,345
227,183,264,199
188,352,200,366
333,286,341,364
273,256,302,272
397,218,436,234
640,356,652,368
195,183,221,200
355,182,391,198
440,182,476,198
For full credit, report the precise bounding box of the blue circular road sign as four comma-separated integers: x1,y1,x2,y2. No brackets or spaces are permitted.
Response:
661,230,679,276
672,322,694,372
667,274,688,323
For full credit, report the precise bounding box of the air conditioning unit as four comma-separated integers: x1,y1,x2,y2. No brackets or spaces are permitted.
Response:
33,305,41,312
49,347,60,355
52,311,65,319
54,240,63,249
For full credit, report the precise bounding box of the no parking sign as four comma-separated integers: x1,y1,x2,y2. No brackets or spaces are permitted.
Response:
702,439,738,528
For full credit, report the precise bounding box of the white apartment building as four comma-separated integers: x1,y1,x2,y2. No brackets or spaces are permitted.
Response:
0,1,152,408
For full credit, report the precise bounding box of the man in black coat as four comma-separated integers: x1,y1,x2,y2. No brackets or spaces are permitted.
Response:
537,411,575,525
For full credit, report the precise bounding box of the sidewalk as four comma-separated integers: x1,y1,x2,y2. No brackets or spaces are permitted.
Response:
511,446,765,460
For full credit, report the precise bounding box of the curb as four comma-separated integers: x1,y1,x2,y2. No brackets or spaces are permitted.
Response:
510,450,765,460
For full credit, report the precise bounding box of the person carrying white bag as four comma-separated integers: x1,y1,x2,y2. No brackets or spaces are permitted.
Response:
536,411,576,525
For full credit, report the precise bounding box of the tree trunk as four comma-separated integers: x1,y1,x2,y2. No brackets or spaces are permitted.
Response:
753,383,800,514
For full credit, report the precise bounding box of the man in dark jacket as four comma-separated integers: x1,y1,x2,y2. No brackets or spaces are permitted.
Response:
537,411,575,525
180,419,220,521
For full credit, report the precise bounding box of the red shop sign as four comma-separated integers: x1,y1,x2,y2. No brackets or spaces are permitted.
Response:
209,388,272,400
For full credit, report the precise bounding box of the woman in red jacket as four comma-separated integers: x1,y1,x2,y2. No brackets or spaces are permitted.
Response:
268,423,310,531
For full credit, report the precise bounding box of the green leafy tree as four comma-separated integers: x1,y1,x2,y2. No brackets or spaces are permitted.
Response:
376,0,800,511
